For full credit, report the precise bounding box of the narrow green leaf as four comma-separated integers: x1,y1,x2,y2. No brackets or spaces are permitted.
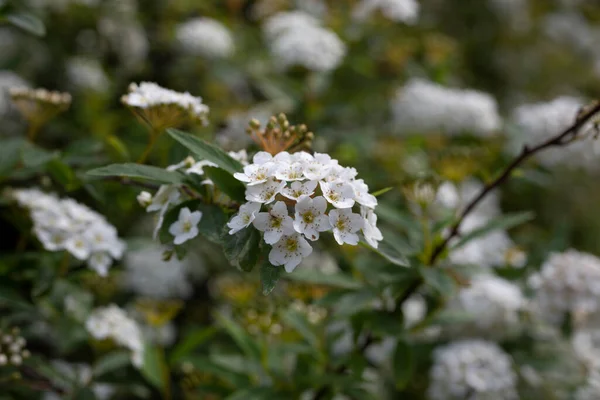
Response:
169,327,218,365
179,356,251,387
364,238,410,267
372,187,393,197
260,262,282,295
203,166,246,202
167,129,242,174
140,344,168,391
93,351,131,378
281,310,318,348
420,268,456,297
215,314,262,361
221,227,261,272
225,388,282,400
283,268,362,289
452,211,534,250
393,339,413,389
21,142,57,167
6,12,46,36
0,138,25,177
86,163,184,185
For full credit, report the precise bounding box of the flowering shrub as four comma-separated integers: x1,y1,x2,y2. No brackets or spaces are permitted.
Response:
2,1,600,399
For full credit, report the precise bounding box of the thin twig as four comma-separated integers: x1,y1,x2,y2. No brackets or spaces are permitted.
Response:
428,101,600,265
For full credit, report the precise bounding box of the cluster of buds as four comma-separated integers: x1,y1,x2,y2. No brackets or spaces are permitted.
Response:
0,328,30,367
244,309,283,336
290,300,327,324
403,180,437,214
121,82,209,132
246,113,314,155
10,88,71,139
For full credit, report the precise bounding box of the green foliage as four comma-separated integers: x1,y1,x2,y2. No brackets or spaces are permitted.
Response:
87,163,185,185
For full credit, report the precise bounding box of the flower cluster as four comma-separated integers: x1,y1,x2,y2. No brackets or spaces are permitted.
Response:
0,70,28,115
509,96,596,170
352,0,419,24
138,150,248,240
121,82,209,129
227,150,381,272
391,78,501,137
9,87,71,127
443,274,525,339
85,305,144,368
0,328,30,367
529,249,600,325
263,11,346,72
428,340,518,400
11,188,125,276
175,18,235,59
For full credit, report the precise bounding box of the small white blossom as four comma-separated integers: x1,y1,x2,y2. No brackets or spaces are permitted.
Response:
234,163,276,185
186,160,218,175
147,185,180,213
227,202,262,234
329,208,363,245
137,191,152,208
353,0,419,24
352,179,377,208
175,18,234,59
320,181,356,209
281,180,318,200
428,340,518,400
245,178,286,204
169,207,202,245
269,233,313,272
361,206,383,248
293,195,331,241
275,161,305,181
303,152,335,180
252,201,294,244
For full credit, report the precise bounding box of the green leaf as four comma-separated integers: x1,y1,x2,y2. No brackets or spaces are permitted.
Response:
334,289,378,317
86,163,184,185
0,138,24,177
167,129,243,174
215,314,262,360
93,351,131,378
371,187,393,197
260,262,282,295
221,227,261,272
179,356,250,387
365,238,410,267
393,339,413,390
140,344,168,391
169,327,218,365
202,166,246,202
283,268,362,289
21,142,57,167
420,268,456,297
47,159,77,189
225,388,282,400
5,12,46,36
452,211,534,250
281,310,318,348
197,204,228,244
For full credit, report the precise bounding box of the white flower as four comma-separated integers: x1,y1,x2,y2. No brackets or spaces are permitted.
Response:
66,57,110,92
88,253,113,277
303,152,335,180
391,78,501,137
320,181,356,209
85,305,144,368
353,0,419,24
274,161,305,181
234,162,276,185
329,209,363,245
146,185,180,212
253,151,274,164
352,179,377,208
227,202,262,234
175,18,234,59
137,191,152,208
245,178,286,204
186,160,218,175
262,11,321,41
281,180,318,200
269,233,313,272
252,201,294,244
293,195,331,241
428,340,518,400
169,207,202,245
361,206,383,248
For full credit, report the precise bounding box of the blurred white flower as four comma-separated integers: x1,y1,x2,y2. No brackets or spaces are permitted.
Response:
391,78,501,137
402,294,426,328
529,249,600,325
66,57,110,92
444,274,525,338
124,245,197,299
509,96,597,170
576,370,600,400
11,188,125,276
0,71,28,116
86,305,144,368
175,18,235,59
263,11,346,72
428,340,518,400
353,0,419,24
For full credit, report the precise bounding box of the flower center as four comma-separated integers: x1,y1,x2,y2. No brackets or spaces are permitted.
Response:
302,212,314,224
243,214,251,224
335,219,346,231
271,216,282,228
328,191,340,202
263,190,275,200
183,221,192,232
286,238,298,252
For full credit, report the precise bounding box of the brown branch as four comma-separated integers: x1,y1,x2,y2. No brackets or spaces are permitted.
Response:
428,100,600,265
